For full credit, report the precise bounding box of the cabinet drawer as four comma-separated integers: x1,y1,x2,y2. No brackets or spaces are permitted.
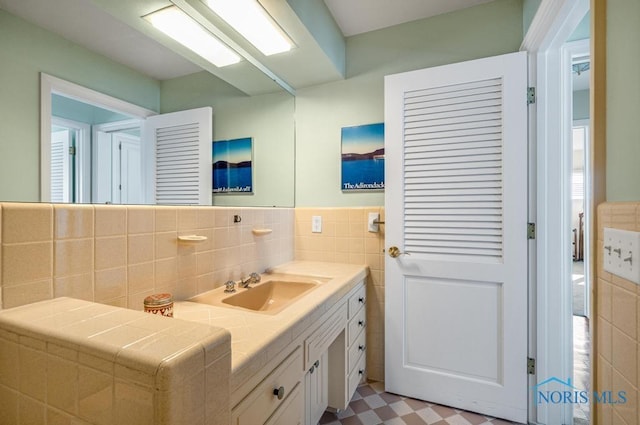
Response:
305,304,347,369
348,307,366,346
264,383,303,425
232,346,303,425
348,328,366,371
348,283,366,319
347,354,366,402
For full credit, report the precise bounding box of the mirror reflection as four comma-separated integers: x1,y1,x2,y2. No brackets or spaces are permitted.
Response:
50,93,144,205
0,1,295,207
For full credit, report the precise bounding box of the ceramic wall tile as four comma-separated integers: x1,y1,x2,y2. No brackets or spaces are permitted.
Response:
2,242,52,286
95,205,126,237
1,203,52,244
95,237,126,271
55,204,94,240
595,202,640,424
54,239,93,278
127,206,155,235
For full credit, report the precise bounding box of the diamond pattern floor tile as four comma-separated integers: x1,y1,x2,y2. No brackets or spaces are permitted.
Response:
318,382,523,425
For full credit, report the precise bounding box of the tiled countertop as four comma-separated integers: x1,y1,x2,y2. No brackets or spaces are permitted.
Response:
173,261,368,393
0,297,232,425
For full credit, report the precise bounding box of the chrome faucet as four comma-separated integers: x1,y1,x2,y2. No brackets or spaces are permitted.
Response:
239,272,261,288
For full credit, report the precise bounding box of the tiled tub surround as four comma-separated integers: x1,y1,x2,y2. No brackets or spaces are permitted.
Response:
0,203,295,311
294,208,385,382
595,203,640,425
0,297,231,425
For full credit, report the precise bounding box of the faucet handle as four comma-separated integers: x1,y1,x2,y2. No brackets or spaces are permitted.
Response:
249,272,261,283
224,280,236,293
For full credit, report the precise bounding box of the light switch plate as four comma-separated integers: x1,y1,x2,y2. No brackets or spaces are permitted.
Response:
603,227,640,284
312,216,322,233
368,212,380,232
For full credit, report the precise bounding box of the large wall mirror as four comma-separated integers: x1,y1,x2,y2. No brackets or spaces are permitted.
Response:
39,74,296,207
0,0,297,208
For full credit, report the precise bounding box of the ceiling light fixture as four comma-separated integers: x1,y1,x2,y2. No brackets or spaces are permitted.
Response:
203,0,293,56
144,6,241,68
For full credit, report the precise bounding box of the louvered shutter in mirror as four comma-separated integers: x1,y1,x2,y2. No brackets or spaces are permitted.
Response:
143,107,212,205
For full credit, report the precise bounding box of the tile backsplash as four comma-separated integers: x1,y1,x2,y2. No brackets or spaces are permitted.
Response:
0,203,295,311
0,203,385,382
294,207,385,382
595,203,640,425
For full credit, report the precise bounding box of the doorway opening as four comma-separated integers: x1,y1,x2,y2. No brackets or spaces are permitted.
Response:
40,73,155,203
567,40,591,425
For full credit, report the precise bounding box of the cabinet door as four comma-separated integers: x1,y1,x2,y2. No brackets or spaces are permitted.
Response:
305,352,328,425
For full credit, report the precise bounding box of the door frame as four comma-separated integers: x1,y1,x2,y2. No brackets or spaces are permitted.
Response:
40,73,155,202
521,0,590,423
51,116,91,203
563,39,591,320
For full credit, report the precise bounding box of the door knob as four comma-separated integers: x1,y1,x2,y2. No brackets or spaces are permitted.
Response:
388,246,409,258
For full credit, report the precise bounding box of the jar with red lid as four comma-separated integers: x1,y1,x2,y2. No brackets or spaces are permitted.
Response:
143,293,173,317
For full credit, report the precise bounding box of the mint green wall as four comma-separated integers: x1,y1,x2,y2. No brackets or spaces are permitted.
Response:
295,0,524,206
573,89,590,121
52,94,132,125
160,72,295,207
0,10,160,202
523,0,541,36
568,12,590,42
606,0,640,201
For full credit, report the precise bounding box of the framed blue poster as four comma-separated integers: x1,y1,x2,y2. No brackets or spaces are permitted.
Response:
212,137,253,194
341,123,385,191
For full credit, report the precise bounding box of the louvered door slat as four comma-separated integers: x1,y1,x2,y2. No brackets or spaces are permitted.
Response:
403,77,504,260
156,123,202,205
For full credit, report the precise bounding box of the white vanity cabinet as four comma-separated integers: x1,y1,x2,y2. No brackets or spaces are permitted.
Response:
305,351,328,425
346,284,367,399
230,279,366,425
305,280,367,420
231,346,304,425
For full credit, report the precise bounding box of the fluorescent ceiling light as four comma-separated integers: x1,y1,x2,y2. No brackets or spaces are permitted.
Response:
203,0,293,56
145,6,241,67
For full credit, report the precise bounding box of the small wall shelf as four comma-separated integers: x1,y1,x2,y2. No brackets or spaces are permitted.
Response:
177,235,208,243
252,228,273,236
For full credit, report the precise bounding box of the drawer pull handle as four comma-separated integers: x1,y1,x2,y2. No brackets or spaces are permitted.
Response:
358,320,366,327
314,360,320,368
358,297,365,304
359,344,366,351
359,369,365,376
309,365,315,374
273,386,285,400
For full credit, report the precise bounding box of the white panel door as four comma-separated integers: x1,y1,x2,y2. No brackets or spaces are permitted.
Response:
143,107,212,205
384,52,528,423
112,133,142,205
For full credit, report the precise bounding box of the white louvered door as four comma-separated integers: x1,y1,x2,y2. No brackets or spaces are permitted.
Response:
143,107,212,205
384,52,528,423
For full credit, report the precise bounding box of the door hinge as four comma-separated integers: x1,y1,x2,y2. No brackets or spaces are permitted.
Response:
527,87,536,104
119,143,122,150
69,146,76,156
527,223,536,240
527,357,536,375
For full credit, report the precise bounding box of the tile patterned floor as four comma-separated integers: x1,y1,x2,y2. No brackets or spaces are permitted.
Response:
573,315,590,425
318,381,521,425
